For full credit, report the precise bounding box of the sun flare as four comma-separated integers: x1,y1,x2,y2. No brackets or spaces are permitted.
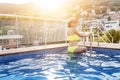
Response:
34,0,63,12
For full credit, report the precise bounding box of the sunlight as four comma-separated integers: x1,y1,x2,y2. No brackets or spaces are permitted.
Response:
34,0,64,12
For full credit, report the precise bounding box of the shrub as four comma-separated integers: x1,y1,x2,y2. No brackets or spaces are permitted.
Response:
103,29,120,43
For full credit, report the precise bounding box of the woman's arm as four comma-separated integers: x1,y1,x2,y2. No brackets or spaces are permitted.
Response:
73,28,92,37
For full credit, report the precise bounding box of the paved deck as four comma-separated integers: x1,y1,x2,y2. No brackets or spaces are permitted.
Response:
0,44,67,56
0,42,120,56
79,42,120,49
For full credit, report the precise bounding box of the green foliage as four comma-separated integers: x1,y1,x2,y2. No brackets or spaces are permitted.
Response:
102,29,120,43
2,26,15,35
117,30,120,42
108,16,111,21
0,30,2,35
102,35,109,43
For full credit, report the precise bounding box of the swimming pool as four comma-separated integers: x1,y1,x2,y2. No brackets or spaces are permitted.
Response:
0,47,120,80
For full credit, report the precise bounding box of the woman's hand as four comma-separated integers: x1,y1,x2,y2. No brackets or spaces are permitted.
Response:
89,32,93,36
85,32,92,37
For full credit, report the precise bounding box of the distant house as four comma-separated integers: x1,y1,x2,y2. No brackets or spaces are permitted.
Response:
104,20,120,31
106,10,120,24
106,9,115,18
111,14,120,24
103,10,120,31
107,11,116,15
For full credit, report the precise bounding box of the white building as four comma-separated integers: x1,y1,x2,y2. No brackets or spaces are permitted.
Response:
104,20,120,31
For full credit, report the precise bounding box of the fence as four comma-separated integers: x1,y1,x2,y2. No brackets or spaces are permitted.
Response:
0,14,67,49
0,14,114,50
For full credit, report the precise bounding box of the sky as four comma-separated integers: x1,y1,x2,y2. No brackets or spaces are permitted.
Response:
0,0,68,13
0,0,32,4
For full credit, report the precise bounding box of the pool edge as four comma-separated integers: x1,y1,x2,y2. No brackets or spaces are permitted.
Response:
0,43,120,56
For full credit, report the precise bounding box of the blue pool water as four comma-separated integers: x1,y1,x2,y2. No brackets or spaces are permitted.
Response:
0,48,120,80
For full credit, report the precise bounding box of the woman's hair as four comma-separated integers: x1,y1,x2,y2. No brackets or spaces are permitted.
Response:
68,18,78,28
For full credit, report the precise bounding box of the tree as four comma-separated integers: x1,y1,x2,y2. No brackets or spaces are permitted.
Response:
117,30,120,42
2,26,15,35
103,29,120,43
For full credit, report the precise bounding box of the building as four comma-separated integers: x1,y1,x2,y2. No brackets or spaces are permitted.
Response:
104,20,120,31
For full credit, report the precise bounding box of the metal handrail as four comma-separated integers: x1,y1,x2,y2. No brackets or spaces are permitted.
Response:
79,20,114,45
99,22,114,43
98,27,112,43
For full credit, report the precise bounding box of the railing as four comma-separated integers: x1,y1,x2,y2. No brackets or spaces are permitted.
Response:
0,14,115,50
98,22,113,43
78,20,114,46
97,26,112,43
0,14,67,50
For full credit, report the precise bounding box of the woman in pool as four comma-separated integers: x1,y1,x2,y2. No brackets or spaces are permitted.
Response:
67,18,92,54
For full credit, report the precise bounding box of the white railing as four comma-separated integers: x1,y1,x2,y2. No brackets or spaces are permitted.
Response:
78,20,114,46
0,14,67,50
98,27,112,43
0,14,115,50
99,22,113,43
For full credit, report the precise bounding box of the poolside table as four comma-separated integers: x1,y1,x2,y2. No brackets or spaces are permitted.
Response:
0,35,23,39
0,35,23,49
